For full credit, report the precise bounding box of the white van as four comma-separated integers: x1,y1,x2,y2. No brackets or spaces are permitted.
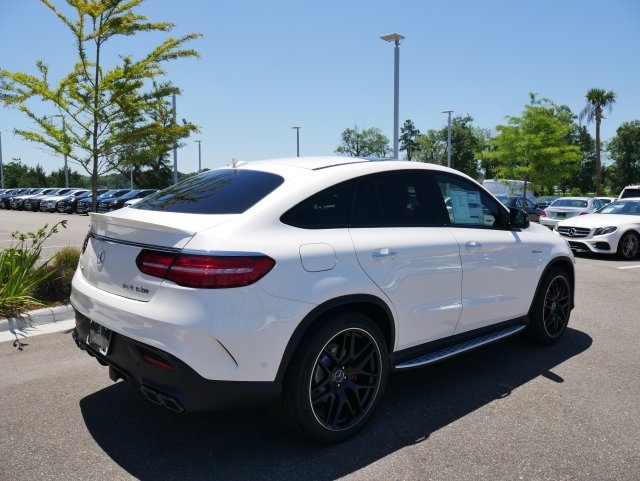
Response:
482,179,538,203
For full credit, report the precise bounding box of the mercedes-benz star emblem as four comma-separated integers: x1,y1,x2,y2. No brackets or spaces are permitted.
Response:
568,228,576,237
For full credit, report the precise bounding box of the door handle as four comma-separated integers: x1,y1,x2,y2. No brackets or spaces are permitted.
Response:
465,241,482,249
372,248,397,260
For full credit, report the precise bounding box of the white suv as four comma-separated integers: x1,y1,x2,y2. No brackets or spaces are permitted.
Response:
71,157,575,443
619,185,640,199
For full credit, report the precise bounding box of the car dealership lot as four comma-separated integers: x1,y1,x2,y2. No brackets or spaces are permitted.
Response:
1,209,639,479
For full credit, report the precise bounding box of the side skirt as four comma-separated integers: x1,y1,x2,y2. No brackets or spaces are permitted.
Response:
392,319,527,371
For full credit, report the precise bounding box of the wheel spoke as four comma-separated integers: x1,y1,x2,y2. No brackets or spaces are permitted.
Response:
543,277,570,336
309,326,383,431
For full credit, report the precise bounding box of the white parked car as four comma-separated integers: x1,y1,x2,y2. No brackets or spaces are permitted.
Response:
555,198,640,259
539,197,605,229
71,157,575,442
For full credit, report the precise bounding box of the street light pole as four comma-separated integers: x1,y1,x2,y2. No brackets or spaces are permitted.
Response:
442,109,454,168
53,114,69,187
291,126,301,157
194,140,202,172
172,93,178,184
380,33,405,160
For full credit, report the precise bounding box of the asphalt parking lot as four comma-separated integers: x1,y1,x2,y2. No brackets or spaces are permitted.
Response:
1,210,639,480
0,209,91,257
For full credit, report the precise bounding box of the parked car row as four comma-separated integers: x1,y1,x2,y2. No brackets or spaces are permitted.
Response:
0,187,158,215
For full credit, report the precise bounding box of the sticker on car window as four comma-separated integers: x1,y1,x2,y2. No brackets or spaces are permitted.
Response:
449,189,483,224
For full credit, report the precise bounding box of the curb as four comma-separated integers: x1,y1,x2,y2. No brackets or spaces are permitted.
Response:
0,304,74,336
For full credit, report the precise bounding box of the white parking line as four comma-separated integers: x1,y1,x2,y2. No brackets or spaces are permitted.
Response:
618,265,640,270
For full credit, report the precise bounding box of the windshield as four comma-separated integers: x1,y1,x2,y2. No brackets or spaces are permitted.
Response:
598,201,640,215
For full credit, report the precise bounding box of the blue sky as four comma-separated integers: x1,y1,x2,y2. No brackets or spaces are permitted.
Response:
1,0,639,175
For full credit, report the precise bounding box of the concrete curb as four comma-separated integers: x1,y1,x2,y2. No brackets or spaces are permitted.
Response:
0,304,75,343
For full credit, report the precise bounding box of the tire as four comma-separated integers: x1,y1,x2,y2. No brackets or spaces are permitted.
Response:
527,267,572,345
617,231,640,260
277,311,389,443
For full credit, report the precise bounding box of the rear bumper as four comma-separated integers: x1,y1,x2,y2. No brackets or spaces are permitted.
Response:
72,309,281,413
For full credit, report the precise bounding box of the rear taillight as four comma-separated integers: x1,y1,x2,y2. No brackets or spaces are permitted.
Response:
579,211,589,215
136,249,275,288
540,210,547,217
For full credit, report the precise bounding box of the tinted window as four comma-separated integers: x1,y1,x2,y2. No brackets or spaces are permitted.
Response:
351,171,444,227
434,173,505,228
134,169,284,214
281,180,355,229
620,187,640,199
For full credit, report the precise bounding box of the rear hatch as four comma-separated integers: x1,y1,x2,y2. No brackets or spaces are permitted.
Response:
80,210,234,301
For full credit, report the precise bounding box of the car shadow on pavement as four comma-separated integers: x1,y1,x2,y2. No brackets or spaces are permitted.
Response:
79,328,591,481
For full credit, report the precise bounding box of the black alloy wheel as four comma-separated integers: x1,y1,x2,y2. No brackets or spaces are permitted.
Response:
277,311,388,443
527,267,572,345
309,327,383,432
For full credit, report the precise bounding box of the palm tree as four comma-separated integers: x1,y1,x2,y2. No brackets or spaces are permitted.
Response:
580,88,616,195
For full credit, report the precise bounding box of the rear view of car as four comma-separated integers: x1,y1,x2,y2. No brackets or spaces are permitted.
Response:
540,197,604,229
71,157,574,443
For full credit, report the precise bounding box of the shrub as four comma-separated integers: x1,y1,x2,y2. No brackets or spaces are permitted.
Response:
34,247,81,303
0,221,68,318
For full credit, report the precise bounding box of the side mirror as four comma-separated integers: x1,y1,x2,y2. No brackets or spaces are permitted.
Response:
509,208,530,229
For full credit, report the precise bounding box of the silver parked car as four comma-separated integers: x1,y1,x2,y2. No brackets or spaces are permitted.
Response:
539,197,604,229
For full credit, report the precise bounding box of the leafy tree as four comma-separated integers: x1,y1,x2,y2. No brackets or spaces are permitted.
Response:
413,116,489,180
0,0,201,211
446,115,484,178
415,130,446,165
23,165,48,187
399,119,420,161
564,124,596,195
608,120,640,192
579,88,616,195
47,168,89,188
488,94,582,200
2,160,30,188
336,126,390,157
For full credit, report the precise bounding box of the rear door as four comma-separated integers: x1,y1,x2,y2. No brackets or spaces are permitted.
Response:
348,170,463,350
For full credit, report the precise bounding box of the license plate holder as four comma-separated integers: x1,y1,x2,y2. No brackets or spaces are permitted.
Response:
87,321,113,355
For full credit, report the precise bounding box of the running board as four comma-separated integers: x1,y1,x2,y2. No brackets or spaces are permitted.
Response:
394,324,527,370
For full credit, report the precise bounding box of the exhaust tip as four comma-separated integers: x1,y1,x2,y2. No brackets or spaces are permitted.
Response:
140,385,185,414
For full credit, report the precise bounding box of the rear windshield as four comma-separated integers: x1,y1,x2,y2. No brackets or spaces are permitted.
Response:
620,188,640,199
133,169,284,214
552,199,588,208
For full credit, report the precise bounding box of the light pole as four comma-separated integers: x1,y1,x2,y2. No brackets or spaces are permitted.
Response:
194,140,202,172
53,114,69,187
0,131,4,189
442,109,454,168
291,126,301,157
380,33,405,160
172,93,178,184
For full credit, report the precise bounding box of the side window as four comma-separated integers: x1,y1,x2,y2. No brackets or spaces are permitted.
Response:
434,173,505,228
351,171,445,227
280,180,354,229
